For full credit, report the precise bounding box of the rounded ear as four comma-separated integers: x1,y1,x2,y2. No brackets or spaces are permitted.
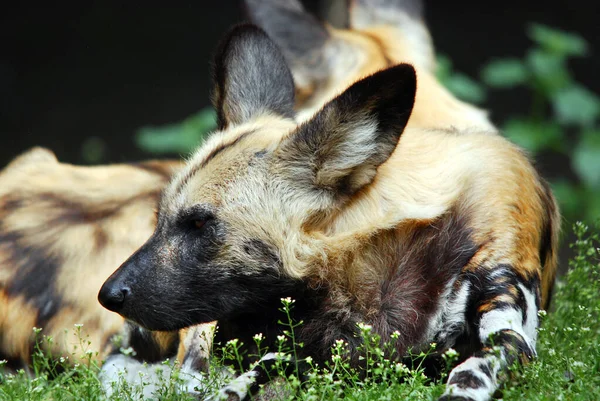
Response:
212,24,295,130
277,64,417,199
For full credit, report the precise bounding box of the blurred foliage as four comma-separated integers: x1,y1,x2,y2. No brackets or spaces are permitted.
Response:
440,23,600,224
135,108,217,155
436,55,487,104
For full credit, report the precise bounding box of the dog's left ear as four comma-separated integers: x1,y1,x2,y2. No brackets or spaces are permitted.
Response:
212,24,295,129
277,64,417,199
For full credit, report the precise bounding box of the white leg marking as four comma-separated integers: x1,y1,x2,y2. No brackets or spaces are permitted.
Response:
519,283,540,343
100,354,173,400
478,307,535,353
443,353,502,401
211,370,259,401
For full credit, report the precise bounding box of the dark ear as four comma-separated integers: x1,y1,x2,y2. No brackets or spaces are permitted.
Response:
212,24,295,129
277,64,417,198
243,0,331,89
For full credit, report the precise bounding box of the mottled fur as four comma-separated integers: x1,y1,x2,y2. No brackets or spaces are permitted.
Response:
99,18,559,401
0,147,183,368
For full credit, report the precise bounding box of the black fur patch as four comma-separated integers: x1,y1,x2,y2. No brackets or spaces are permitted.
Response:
478,361,494,379
243,239,281,269
464,264,527,327
537,179,555,268
449,370,485,389
438,396,476,401
487,329,534,366
0,230,63,330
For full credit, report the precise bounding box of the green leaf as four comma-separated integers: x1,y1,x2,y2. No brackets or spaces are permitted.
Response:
552,84,600,127
443,73,487,104
480,58,528,88
528,23,589,57
572,129,600,189
435,54,453,82
135,108,217,155
526,49,571,96
502,119,564,154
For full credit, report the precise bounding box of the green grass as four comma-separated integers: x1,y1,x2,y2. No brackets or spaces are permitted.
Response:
1,222,599,401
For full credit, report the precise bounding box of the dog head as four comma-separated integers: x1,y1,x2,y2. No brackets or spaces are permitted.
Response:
99,25,416,331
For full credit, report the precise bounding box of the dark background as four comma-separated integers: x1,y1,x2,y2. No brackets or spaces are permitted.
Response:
1,1,598,168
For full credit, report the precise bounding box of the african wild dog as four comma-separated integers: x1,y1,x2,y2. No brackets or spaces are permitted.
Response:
98,21,560,401
0,147,184,370
0,0,495,380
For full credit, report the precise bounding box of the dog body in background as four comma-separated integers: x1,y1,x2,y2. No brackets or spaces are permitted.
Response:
246,0,494,132
99,15,559,401
0,147,183,369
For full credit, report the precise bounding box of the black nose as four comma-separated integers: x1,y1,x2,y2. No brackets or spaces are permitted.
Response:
98,283,130,313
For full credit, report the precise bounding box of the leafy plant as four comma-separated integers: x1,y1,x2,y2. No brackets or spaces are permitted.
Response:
479,23,600,224
135,108,217,155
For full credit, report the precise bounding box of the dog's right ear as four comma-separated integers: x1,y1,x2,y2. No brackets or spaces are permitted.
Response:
212,24,295,130
243,0,331,92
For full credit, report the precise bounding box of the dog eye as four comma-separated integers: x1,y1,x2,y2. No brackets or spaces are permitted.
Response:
193,219,206,230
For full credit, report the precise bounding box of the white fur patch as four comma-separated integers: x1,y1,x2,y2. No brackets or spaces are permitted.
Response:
443,354,502,401
478,307,535,353
212,370,259,401
519,283,540,343
424,280,469,344
100,354,208,400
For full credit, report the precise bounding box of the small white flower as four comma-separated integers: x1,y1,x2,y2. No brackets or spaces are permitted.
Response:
444,348,458,358
390,330,401,339
253,333,264,341
357,322,372,332
74,323,84,328
537,310,547,317
304,356,313,364
277,335,286,343
226,338,239,346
